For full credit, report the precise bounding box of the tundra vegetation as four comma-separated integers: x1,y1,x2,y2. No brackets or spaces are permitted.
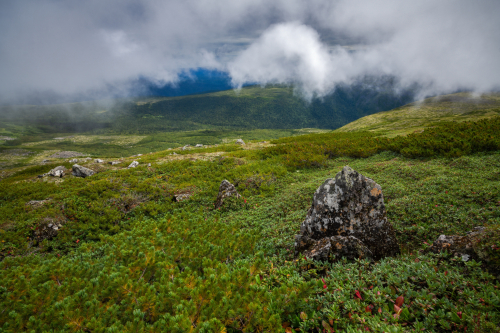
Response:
0,91,500,332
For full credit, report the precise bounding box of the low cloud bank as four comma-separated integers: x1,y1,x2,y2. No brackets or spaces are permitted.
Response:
0,0,499,104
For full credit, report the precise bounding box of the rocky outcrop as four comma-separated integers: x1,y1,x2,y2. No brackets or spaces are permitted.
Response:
235,139,245,145
72,164,95,178
128,161,139,168
215,180,241,209
295,166,400,261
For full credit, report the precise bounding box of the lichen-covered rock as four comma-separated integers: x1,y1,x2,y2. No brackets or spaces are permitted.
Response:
428,227,485,261
72,164,95,178
174,193,192,202
295,166,400,261
215,180,241,209
428,227,500,279
300,235,373,262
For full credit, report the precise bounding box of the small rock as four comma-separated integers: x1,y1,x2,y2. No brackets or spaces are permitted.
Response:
94,159,104,163
69,159,78,163
72,164,95,178
147,163,151,167
181,145,191,151
295,166,400,261
48,166,66,178
128,161,139,168
174,193,191,202
108,161,121,165
215,180,241,209
195,144,203,147
235,139,245,145
26,200,49,209
42,159,51,163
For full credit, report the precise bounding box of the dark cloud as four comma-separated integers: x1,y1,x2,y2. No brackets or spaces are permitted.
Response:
0,0,499,104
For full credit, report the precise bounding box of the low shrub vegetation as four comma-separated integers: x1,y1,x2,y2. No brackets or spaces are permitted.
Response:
0,117,499,331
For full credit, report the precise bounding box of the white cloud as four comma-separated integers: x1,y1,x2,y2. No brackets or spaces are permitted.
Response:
0,0,499,103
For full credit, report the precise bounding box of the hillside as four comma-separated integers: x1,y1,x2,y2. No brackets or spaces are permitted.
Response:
0,83,415,136
336,92,500,136
0,113,499,331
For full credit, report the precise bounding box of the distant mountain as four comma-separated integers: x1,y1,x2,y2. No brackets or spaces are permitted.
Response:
0,80,416,135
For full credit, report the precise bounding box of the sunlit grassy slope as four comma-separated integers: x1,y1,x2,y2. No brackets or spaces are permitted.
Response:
335,92,500,136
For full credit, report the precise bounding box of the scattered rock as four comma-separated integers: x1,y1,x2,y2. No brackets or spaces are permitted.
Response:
428,227,500,279
195,144,203,147
132,154,143,157
235,139,245,145
214,180,241,209
94,159,104,163
147,163,151,167
108,161,121,165
181,145,191,151
47,166,66,178
295,166,400,261
72,164,95,178
0,136,15,141
34,218,64,242
69,159,78,163
42,159,51,163
128,161,139,168
26,200,49,209
49,151,85,159
174,193,192,202
428,227,486,260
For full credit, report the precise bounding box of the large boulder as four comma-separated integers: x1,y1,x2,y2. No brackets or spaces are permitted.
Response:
215,180,241,209
295,166,400,261
128,161,139,168
72,164,95,178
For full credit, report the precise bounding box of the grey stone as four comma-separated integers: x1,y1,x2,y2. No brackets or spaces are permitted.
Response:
295,166,400,261
72,164,95,178
48,166,66,178
128,161,139,168
181,145,191,151
94,159,104,163
235,139,245,145
195,144,203,147
69,159,78,163
214,180,241,209
174,193,191,202
108,161,121,165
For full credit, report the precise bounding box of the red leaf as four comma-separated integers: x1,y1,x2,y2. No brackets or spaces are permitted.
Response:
378,307,382,314
394,304,402,316
354,290,363,300
321,278,326,284
395,295,404,307
445,271,448,276
457,311,462,319
323,284,328,289
365,305,373,313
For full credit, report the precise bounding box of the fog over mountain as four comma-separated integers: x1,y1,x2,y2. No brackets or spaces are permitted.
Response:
1,0,499,104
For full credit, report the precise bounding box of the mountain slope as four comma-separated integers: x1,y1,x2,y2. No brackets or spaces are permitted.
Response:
335,92,500,136
0,83,415,135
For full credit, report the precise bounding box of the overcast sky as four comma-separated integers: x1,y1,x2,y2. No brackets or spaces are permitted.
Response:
1,0,499,104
